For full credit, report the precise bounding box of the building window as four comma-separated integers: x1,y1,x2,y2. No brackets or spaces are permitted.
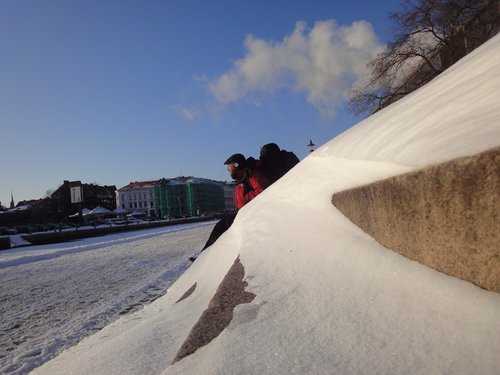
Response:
129,203,133,209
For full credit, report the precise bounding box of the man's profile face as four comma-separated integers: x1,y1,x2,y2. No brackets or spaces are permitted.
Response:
227,163,239,180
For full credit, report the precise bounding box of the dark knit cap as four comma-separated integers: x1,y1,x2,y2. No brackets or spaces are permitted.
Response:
260,143,281,160
224,153,246,168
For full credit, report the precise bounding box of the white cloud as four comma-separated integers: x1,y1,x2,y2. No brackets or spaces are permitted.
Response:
179,108,198,121
210,20,383,118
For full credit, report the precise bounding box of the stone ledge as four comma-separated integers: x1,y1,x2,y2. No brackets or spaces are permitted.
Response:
332,147,499,292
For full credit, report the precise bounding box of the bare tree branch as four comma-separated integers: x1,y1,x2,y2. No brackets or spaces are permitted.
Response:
348,0,498,115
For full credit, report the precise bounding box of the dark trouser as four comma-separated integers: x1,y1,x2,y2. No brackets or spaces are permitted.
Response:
201,212,237,251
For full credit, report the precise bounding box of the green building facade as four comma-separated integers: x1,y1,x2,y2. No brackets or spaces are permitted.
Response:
154,178,225,218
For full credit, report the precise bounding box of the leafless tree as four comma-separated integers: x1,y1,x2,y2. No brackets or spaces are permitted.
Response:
45,189,55,198
349,0,499,115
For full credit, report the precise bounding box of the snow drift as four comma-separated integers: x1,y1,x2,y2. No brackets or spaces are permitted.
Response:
33,34,500,375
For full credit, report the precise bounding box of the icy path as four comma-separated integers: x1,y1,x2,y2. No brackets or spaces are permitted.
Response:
0,222,215,375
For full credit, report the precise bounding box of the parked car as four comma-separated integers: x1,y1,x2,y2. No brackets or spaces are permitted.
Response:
0,227,10,235
45,224,58,231
15,225,33,234
30,224,48,232
60,222,77,229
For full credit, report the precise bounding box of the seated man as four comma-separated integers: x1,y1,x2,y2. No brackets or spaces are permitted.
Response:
259,143,300,185
191,153,268,260
224,153,268,209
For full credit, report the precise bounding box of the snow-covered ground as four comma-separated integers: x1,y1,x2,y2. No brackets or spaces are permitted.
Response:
31,35,500,375
0,221,215,375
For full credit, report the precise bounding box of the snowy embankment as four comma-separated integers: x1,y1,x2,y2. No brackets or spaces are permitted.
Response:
34,35,500,374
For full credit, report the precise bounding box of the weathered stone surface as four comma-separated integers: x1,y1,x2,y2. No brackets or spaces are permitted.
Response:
172,257,255,363
176,283,197,304
332,147,499,292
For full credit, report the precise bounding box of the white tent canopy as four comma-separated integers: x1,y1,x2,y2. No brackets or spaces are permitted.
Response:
87,206,112,216
113,207,128,215
68,208,92,218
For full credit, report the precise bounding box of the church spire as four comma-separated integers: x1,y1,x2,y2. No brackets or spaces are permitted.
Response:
10,192,14,209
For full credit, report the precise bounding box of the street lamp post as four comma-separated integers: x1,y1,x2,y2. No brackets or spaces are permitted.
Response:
307,139,316,153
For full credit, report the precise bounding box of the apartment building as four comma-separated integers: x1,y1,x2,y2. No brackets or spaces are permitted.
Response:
51,180,116,219
154,177,227,218
116,180,159,217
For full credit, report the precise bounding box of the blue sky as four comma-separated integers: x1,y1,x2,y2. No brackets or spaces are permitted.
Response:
0,0,402,206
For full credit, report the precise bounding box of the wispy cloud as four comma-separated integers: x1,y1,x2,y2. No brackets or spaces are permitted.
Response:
193,74,209,82
209,20,383,118
179,107,198,121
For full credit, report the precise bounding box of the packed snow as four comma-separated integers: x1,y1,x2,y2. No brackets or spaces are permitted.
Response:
33,35,500,374
0,222,216,375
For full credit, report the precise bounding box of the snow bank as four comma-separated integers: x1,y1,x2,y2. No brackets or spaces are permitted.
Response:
9,234,31,247
33,35,500,375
